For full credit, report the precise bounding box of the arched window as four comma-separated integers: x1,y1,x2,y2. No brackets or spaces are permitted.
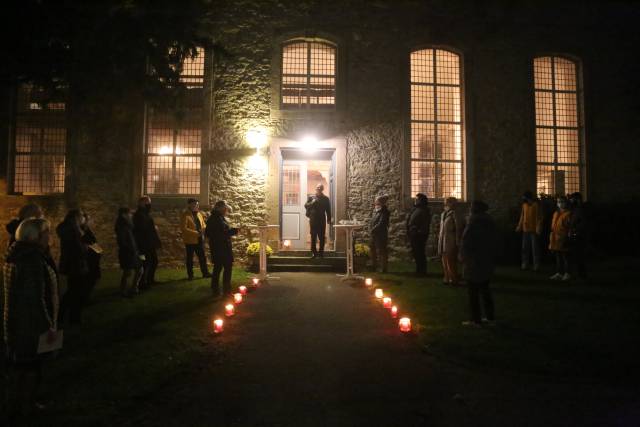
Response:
410,48,464,199
534,56,584,196
144,47,204,195
281,40,336,108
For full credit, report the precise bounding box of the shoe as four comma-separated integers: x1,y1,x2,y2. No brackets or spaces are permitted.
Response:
561,273,571,281
481,318,496,326
462,320,482,328
550,273,562,280
310,254,317,259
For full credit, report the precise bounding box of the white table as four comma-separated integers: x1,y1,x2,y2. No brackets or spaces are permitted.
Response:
249,224,280,281
333,223,365,281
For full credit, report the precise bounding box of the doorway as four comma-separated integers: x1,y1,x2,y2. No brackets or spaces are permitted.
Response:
280,149,335,251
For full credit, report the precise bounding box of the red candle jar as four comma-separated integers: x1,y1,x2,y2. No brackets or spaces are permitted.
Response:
365,278,373,287
234,293,243,304
391,306,399,318
239,285,248,295
252,278,260,287
213,318,224,334
375,289,383,299
383,297,392,309
398,317,412,333
225,304,235,317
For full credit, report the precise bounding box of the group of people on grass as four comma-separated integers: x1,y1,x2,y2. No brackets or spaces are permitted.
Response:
1,188,589,418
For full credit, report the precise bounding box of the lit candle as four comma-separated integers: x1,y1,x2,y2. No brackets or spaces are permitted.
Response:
283,240,291,249
252,278,260,286
365,278,373,287
234,293,243,304
399,317,412,333
213,318,224,334
391,305,398,318
239,285,248,295
375,289,383,299
225,304,235,317
383,297,392,309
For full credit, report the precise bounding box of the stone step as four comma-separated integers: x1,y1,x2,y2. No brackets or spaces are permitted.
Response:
268,255,347,267
268,264,339,273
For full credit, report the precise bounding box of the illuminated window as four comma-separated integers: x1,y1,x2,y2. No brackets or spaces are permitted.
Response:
144,50,204,195
281,40,336,108
410,49,464,199
12,84,66,194
534,56,584,196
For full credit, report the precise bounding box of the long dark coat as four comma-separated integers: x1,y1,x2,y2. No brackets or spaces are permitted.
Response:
3,242,59,362
304,194,332,227
460,212,497,282
56,219,88,277
370,206,390,243
406,204,431,238
133,208,161,253
205,211,238,264
115,216,141,270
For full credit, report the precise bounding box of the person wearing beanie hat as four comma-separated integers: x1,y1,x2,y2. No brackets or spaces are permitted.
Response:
369,195,390,273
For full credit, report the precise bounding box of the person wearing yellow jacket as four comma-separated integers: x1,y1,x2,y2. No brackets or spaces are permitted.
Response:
549,197,572,281
515,191,543,271
181,199,210,280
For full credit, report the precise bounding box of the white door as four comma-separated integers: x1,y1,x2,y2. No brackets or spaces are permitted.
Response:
281,158,334,251
281,160,308,249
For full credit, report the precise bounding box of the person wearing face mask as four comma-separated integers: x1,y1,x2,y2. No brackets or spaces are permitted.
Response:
516,190,543,271
133,196,161,290
438,197,463,285
406,193,431,277
369,195,390,273
56,209,89,325
115,207,143,297
549,196,572,281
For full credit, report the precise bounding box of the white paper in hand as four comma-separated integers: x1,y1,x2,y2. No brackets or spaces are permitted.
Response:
37,330,64,354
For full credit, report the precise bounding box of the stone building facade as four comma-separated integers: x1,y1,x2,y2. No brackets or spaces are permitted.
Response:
1,0,639,266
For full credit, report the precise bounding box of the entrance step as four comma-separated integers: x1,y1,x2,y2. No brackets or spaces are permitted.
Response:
267,252,346,272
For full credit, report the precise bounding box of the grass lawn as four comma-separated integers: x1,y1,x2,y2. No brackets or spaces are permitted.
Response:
373,257,640,384
3,267,251,426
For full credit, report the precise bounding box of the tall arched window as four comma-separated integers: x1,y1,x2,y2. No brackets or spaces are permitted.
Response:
534,56,584,196
410,48,464,200
281,40,336,108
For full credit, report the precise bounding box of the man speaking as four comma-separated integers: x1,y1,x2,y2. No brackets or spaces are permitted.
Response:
304,184,332,258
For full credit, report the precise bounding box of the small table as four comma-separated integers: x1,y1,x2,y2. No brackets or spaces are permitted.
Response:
333,223,365,282
249,225,280,281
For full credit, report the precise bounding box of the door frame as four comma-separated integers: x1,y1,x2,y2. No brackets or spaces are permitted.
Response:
266,136,347,252
278,148,336,250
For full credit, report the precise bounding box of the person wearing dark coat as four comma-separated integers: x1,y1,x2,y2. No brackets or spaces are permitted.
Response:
568,192,588,281
406,193,431,276
80,212,101,304
304,184,332,258
5,203,43,247
3,218,59,419
460,200,497,327
57,209,89,325
115,208,143,297
133,196,161,290
369,195,390,273
206,200,239,296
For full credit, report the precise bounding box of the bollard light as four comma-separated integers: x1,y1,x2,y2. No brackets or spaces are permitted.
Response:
225,304,235,317
399,317,412,333
383,297,392,309
375,289,383,299
213,318,224,334
234,293,243,304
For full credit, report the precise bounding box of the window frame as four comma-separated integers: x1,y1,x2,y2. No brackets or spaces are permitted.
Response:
533,54,586,197
408,46,467,202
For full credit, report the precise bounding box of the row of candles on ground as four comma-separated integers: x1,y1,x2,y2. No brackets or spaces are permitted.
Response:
365,277,412,333
212,277,261,334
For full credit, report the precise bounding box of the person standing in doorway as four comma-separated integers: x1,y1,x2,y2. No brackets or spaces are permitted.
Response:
304,184,332,258
438,197,463,285
133,196,161,290
206,200,239,296
460,201,497,327
369,195,390,273
516,190,543,271
549,196,572,281
406,193,431,277
180,198,210,280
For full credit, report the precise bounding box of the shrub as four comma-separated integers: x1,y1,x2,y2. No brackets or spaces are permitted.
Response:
246,242,273,257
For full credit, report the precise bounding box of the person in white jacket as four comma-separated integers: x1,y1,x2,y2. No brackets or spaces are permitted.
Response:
438,197,463,285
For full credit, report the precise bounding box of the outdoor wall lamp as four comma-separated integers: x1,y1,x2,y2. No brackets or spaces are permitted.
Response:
246,128,268,155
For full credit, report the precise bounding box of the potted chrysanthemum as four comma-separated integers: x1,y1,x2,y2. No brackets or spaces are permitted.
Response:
246,242,273,272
